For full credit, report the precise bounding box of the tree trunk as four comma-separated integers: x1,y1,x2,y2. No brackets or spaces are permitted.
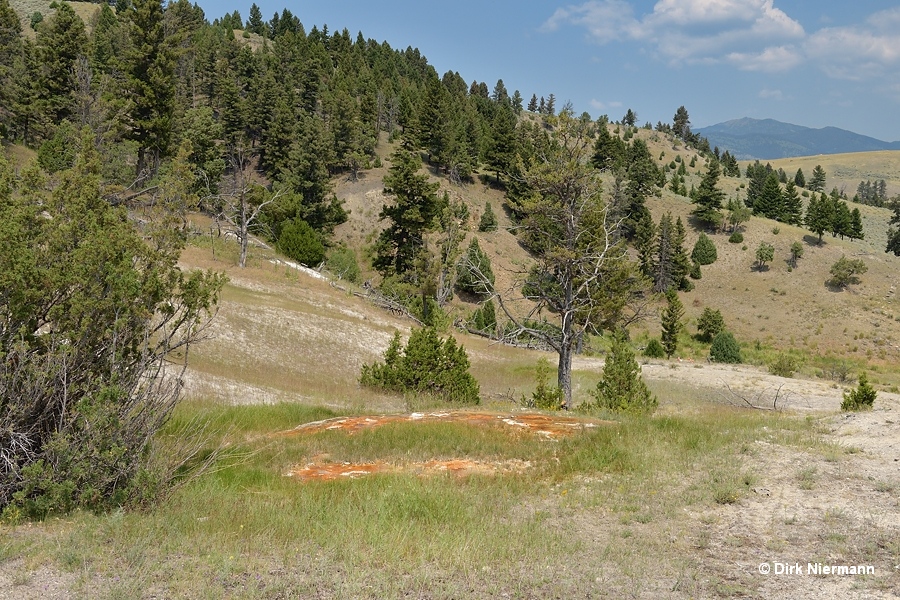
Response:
558,340,573,410
239,196,249,268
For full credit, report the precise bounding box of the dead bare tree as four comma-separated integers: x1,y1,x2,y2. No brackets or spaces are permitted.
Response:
216,145,280,268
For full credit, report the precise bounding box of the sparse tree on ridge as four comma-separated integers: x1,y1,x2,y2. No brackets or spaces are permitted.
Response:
755,241,774,270
691,158,726,230
809,164,826,192
672,105,691,139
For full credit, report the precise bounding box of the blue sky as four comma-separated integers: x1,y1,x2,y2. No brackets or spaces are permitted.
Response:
195,0,900,141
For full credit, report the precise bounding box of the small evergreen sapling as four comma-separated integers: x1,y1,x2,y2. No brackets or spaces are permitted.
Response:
522,357,563,410
591,333,657,413
478,201,498,232
691,233,717,265
643,338,665,358
841,372,876,411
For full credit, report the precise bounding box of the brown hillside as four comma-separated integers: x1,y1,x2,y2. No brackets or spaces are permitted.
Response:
9,0,100,38
332,127,900,383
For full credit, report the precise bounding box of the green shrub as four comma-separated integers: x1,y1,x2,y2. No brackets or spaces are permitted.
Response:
728,232,744,244
841,373,876,411
768,353,799,378
278,218,325,266
470,299,496,335
590,332,657,413
30,11,43,29
478,202,498,232
696,308,725,342
643,338,665,358
37,121,78,173
0,144,225,518
408,295,450,329
325,246,361,283
360,329,480,404
689,261,702,280
522,357,562,410
691,233,718,265
828,256,867,289
709,331,742,363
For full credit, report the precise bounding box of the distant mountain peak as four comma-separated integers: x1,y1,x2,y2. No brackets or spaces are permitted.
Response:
696,118,900,159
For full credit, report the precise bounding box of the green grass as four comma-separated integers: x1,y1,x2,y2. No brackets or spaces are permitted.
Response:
2,396,830,598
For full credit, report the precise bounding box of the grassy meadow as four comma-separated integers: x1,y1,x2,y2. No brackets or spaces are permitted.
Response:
4,230,898,598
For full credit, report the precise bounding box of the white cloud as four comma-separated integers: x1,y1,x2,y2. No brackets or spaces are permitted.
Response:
727,45,803,72
804,10,900,81
543,1,900,84
540,0,641,42
590,99,623,110
758,88,783,100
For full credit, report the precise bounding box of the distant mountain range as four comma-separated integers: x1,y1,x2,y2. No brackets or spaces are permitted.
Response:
696,118,900,160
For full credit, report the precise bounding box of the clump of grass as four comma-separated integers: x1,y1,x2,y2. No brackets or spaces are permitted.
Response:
797,466,817,490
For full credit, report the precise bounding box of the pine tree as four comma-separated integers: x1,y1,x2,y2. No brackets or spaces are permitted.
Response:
848,207,864,240
121,0,176,176
511,89,523,114
754,173,783,220
527,94,538,112
0,0,25,137
672,217,691,290
478,201,498,232
456,237,494,296
652,213,676,293
661,289,684,359
781,180,803,225
809,164,826,192
832,200,851,239
247,3,265,35
672,105,691,139
35,1,87,127
691,158,726,229
696,308,725,342
794,168,806,188
805,193,829,244
634,210,657,279
374,149,441,276
591,124,626,171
